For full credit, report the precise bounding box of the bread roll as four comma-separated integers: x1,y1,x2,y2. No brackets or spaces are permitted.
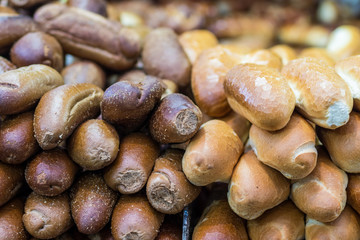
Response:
291,146,348,222
228,150,290,220
34,83,103,150
192,199,248,240
247,200,305,240
67,119,119,170
71,172,117,235
0,162,24,207
161,79,178,99
249,113,317,179
327,25,360,61
0,198,27,240
178,30,218,64
317,112,360,173
0,64,64,115
0,56,16,74
306,205,360,240
182,120,243,186
298,48,335,66
281,57,353,129
68,0,107,17
23,192,72,239
224,63,295,131
348,174,360,214
335,55,360,111
155,215,182,240
191,45,243,117
111,194,164,240
0,111,39,164
269,44,297,66
149,93,202,144
239,49,282,70
104,133,159,194
9,0,49,8
25,149,78,196
147,149,201,214
218,111,251,143
142,28,191,88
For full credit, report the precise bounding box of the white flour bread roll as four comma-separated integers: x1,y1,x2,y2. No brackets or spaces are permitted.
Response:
228,150,290,220
249,112,317,179
291,146,348,222
224,63,295,131
298,48,335,67
281,57,353,129
335,55,360,111
269,44,297,66
305,205,360,240
317,112,360,173
239,49,282,71
247,200,305,240
326,25,360,61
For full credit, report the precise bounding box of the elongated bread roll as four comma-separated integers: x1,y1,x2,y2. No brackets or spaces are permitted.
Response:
347,174,360,215
281,57,353,129
247,200,305,240
306,205,360,240
224,63,295,131
317,112,360,173
291,146,348,222
228,150,290,220
335,55,360,111
249,113,317,179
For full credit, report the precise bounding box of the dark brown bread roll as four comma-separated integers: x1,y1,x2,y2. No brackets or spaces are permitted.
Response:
0,198,27,240
101,76,164,133
25,149,78,196
23,192,72,239
0,64,64,116
68,0,107,17
61,61,106,89
34,4,140,71
67,119,119,170
34,83,103,150
71,172,117,235
155,215,182,240
146,149,201,214
192,199,248,240
104,133,159,194
0,56,16,74
10,32,63,72
111,194,164,240
9,0,51,8
0,111,39,164
149,93,202,144
0,162,24,207
142,28,191,88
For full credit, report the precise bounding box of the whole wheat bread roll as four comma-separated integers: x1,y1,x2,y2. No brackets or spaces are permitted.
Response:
0,198,27,240
228,150,290,220
224,63,295,131
291,146,348,222
247,200,305,240
281,57,353,129
249,113,317,179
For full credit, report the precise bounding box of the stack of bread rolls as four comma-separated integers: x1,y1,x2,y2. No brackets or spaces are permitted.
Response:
2,0,360,239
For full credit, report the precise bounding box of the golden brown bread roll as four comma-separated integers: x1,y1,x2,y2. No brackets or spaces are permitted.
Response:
281,57,353,129
146,149,201,214
269,44,297,66
0,111,39,164
34,83,103,150
111,194,164,240
0,198,27,240
239,49,282,71
161,79,178,99
347,174,360,215
0,162,24,207
228,150,290,220
218,111,251,143
142,28,191,88
0,6,17,14
305,205,360,240
298,48,335,66
317,112,360,173
178,30,218,64
249,113,317,179
0,64,64,116
247,200,305,240
104,133,159,194
0,56,16,74
335,55,360,111
291,146,348,222
192,199,248,240
224,63,295,131
70,172,117,235
182,120,243,186
23,192,72,239
326,25,360,61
